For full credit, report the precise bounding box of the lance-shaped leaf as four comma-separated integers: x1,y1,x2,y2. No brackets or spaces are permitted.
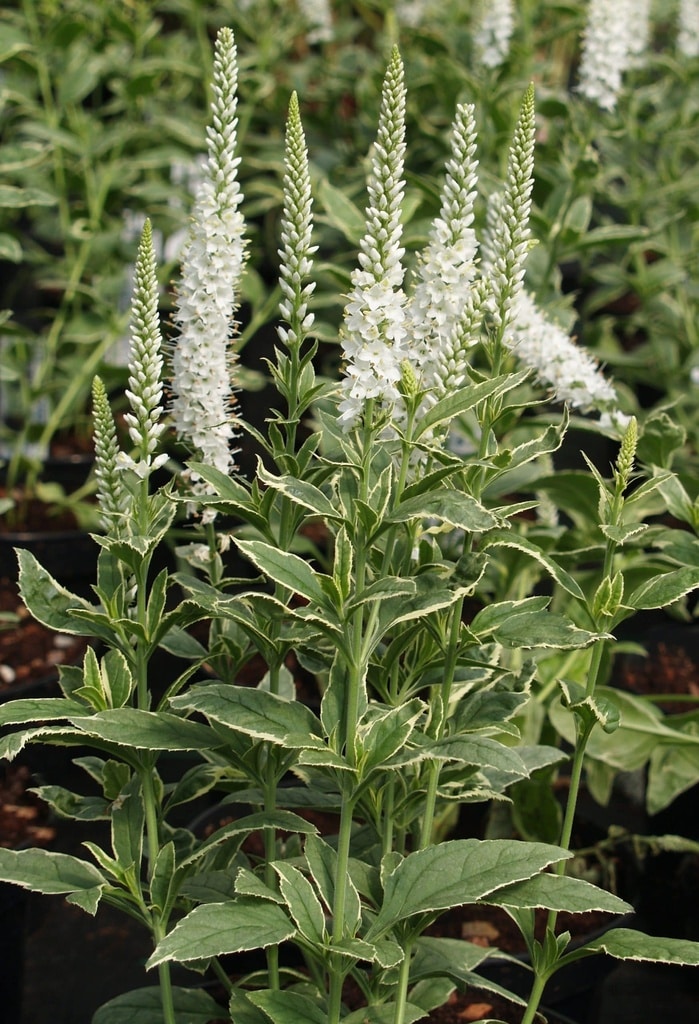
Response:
180,811,318,870
304,833,361,932
17,549,95,634
236,539,334,609
0,848,105,895
484,873,631,914
170,684,324,749
384,490,500,533
0,697,91,727
92,986,226,1024
256,465,344,522
420,735,530,778
481,531,584,599
414,370,530,439
411,936,495,986
627,567,699,610
561,928,699,968
492,611,605,650
273,862,326,943
248,990,327,1024
67,709,219,751
147,899,295,967
369,840,570,936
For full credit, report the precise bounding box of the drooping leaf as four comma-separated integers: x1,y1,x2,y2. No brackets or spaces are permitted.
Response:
566,928,699,967
484,873,631,914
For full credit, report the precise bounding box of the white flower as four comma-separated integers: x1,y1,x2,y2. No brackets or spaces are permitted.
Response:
626,0,652,64
407,103,480,395
171,28,248,496
481,85,536,335
678,0,699,57
397,0,429,28
506,291,618,412
339,47,409,430
474,0,515,69
577,0,635,110
297,0,333,44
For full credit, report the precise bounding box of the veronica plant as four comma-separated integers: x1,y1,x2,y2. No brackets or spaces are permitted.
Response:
2,28,699,1024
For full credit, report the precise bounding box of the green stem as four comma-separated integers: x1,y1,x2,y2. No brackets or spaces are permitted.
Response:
141,762,176,1024
264,770,281,990
327,793,357,1024
391,938,413,1024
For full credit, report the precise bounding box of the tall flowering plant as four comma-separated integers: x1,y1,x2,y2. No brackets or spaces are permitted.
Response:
1,27,699,1024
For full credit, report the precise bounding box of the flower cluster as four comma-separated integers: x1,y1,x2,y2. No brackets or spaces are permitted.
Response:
407,102,480,392
339,47,409,430
577,0,636,110
678,0,699,57
474,0,515,69
170,27,247,494
297,0,334,44
506,291,617,411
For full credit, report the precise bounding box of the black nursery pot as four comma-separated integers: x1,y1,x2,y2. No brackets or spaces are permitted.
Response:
0,882,28,1024
0,525,98,592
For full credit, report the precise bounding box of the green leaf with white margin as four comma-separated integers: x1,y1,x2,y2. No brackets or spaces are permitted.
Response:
358,699,424,771
375,575,465,638
248,990,327,1024
561,928,699,968
228,992,272,1024
304,833,361,933
557,679,620,735
484,873,631,914
368,840,570,936
179,811,318,871
273,862,326,943
67,709,218,751
414,370,530,440
148,899,295,967
170,684,325,749
627,567,699,610
235,539,334,608
92,986,225,1024
17,549,95,634
111,774,144,872
0,697,91,727
481,530,584,599
385,490,500,533
256,466,343,522
550,686,699,774
493,611,605,650
0,848,105,895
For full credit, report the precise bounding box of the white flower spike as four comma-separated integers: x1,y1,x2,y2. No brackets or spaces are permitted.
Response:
339,46,409,431
171,27,248,494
